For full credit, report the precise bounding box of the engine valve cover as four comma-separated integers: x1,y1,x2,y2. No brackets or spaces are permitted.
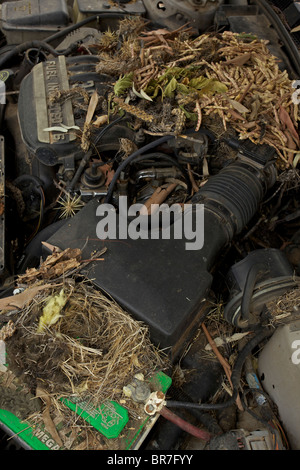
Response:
18,55,133,164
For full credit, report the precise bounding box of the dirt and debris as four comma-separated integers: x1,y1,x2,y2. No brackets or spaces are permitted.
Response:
266,287,300,324
0,247,170,448
0,371,41,421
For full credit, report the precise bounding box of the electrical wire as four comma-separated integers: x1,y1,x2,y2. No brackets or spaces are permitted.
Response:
43,13,130,45
166,327,272,411
0,41,79,69
159,406,212,442
240,388,281,450
92,114,127,147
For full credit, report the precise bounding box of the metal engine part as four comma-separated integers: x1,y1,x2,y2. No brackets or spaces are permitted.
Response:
224,248,299,328
142,0,224,32
73,0,146,24
258,319,300,450
17,54,135,196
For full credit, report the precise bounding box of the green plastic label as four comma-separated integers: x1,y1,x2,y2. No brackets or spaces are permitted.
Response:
0,409,61,450
0,371,172,449
62,398,129,439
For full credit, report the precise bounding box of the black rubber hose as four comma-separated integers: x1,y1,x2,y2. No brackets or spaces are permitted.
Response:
104,135,176,203
240,263,266,322
14,174,44,191
0,41,79,69
168,386,223,435
166,327,272,411
43,13,129,45
67,150,92,191
92,114,127,147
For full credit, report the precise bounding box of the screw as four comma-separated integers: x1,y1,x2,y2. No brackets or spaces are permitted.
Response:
145,404,155,414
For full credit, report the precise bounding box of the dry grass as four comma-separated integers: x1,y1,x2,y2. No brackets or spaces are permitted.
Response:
267,286,300,324
5,278,169,409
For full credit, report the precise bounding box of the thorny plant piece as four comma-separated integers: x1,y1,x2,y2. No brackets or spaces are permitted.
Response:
56,193,85,219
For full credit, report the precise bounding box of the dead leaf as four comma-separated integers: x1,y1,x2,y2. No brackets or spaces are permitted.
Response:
36,386,63,447
100,163,115,188
291,25,300,34
228,98,250,114
17,248,82,284
140,183,177,215
85,90,99,126
41,242,62,253
205,332,250,350
222,52,252,66
279,105,300,145
93,115,109,128
284,129,297,165
0,285,52,312
293,152,300,168
226,108,246,121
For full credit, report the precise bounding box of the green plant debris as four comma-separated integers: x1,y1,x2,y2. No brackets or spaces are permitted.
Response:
92,18,299,166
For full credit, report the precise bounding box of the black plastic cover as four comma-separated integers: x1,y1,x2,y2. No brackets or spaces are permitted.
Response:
1,0,69,27
46,197,213,354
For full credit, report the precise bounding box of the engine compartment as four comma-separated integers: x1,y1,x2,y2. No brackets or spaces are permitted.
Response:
0,0,299,452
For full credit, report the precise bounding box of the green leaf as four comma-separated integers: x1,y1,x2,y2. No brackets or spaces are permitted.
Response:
206,80,228,94
237,33,257,40
176,82,190,95
164,77,177,98
144,79,164,100
189,76,210,90
140,89,153,102
179,105,197,121
114,73,134,96
186,76,227,95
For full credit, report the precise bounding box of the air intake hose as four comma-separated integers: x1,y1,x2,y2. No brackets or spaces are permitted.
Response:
191,159,276,269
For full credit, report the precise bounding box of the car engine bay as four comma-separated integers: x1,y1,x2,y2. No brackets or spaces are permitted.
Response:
0,0,299,452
